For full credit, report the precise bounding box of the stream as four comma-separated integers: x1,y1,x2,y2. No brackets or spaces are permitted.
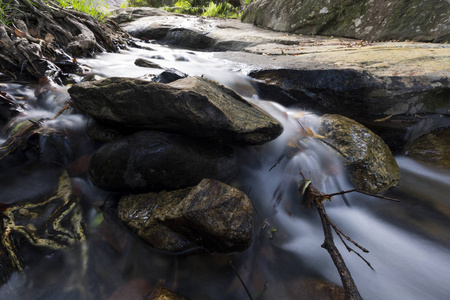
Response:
1,42,450,300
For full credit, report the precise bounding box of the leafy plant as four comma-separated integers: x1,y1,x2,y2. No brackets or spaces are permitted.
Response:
52,0,108,20
0,0,10,26
202,1,239,19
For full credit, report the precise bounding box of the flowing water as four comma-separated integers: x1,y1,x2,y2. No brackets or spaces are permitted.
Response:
1,42,449,300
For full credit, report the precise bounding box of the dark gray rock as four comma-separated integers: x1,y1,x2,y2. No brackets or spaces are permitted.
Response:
319,114,400,193
242,0,450,43
152,68,187,84
85,118,132,143
118,178,253,253
69,76,283,145
89,130,238,192
134,58,162,69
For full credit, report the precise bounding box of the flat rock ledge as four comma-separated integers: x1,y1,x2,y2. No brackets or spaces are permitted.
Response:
118,178,253,253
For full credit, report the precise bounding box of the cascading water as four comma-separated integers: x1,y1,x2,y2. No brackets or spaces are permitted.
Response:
1,42,449,300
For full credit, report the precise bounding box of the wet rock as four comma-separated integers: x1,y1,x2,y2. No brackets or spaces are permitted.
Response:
134,58,162,69
0,92,21,125
405,128,450,170
69,76,282,145
89,131,238,192
118,178,253,253
147,286,186,300
319,114,400,193
242,0,450,43
152,68,188,83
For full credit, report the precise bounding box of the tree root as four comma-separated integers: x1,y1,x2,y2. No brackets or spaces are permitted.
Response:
0,0,130,80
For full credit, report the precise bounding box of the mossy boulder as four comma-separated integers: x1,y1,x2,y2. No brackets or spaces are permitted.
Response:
118,178,253,253
242,0,450,42
319,114,400,193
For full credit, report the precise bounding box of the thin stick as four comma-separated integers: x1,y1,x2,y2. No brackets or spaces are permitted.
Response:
229,261,254,300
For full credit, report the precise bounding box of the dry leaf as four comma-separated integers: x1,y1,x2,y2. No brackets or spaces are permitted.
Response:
44,33,55,43
374,114,394,122
299,126,325,139
290,111,306,119
14,28,26,38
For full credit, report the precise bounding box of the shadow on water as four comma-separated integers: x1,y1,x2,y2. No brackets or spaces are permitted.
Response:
1,42,449,300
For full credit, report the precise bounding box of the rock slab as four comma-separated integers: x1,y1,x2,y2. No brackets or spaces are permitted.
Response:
69,76,282,145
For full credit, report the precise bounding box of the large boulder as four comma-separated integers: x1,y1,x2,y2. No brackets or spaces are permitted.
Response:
242,0,450,43
319,114,400,193
118,178,253,253
89,131,238,193
69,76,282,145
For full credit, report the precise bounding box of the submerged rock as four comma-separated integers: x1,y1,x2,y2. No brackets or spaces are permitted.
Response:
69,76,282,145
319,114,400,193
242,0,450,43
118,178,253,253
134,58,162,69
89,130,238,192
405,128,450,170
147,286,186,300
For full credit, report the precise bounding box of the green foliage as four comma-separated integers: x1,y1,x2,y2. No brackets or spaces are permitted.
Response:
52,0,108,20
174,0,191,8
0,0,11,26
125,0,166,8
202,1,240,19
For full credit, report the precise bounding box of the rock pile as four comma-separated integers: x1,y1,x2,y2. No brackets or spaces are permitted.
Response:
69,76,283,253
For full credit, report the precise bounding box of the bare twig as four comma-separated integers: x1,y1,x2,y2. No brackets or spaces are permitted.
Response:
335,231,374,270
324,213,369,253
229,261,254,300
326,188,399,202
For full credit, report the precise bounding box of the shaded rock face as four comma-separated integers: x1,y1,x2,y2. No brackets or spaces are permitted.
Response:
89,131,238,192
118,178,253,253
242,0,450,43
249,69,450,119
319,114,400,193
405,128,450,170
69,76,282,145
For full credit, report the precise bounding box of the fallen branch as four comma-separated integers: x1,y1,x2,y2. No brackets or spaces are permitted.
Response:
299,170,365,300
